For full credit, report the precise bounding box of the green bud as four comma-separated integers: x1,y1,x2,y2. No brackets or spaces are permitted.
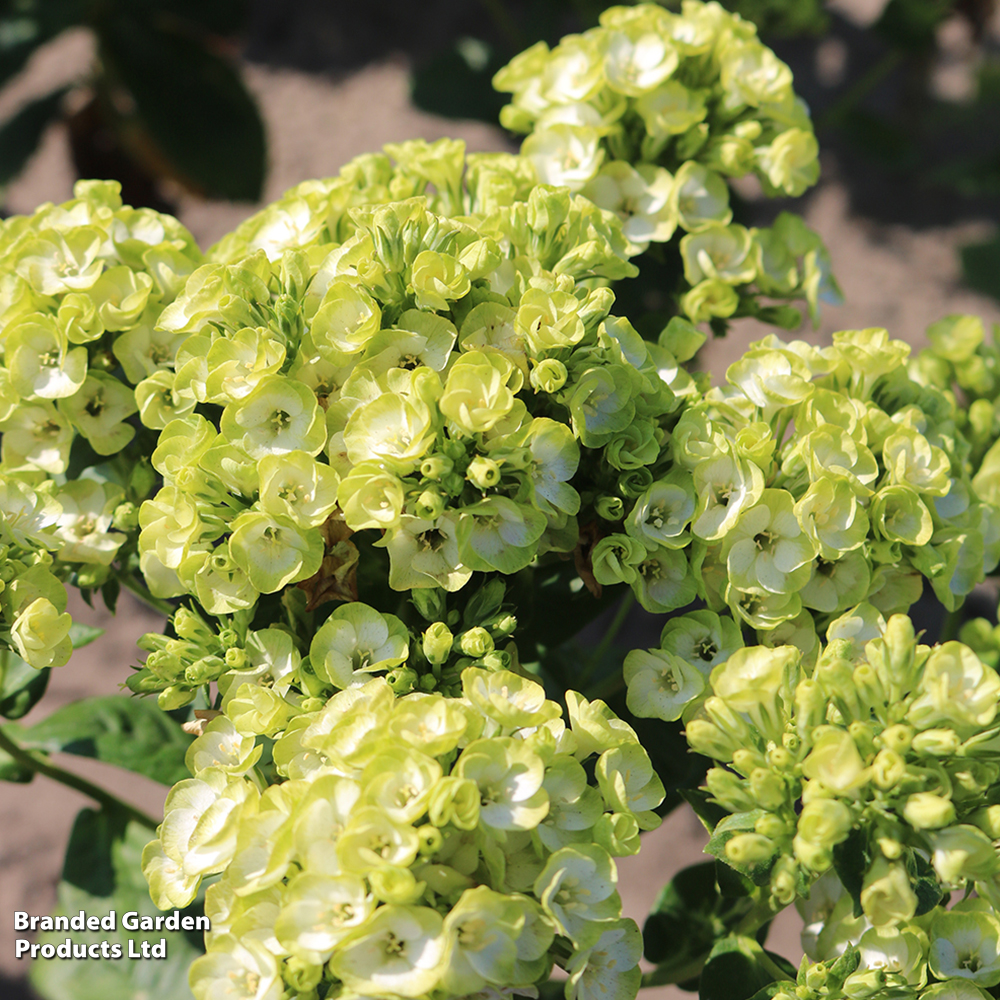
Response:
459,627,494,658
860,858,917,927
467,456,502,490
871,749,906,790
111,502,138,532
911,728,961,755
386,666,417,694
478,649,511,672
755,813,789,840
413,489,446,521
442,472,466,497
423,622,454,665
492,614,517,637
416,824,443,855
224,647,246,670
878,724,913,754
157,685,195,711
903,792,956,830
595,494,625,521
284,957,322,993
75,565,110,589
750,768,786,811
368,864,425,905
420,455,453,480
530,358,568,393
706,767,756,812
726,832,774,865
971,805,1000,839
184,657,227,685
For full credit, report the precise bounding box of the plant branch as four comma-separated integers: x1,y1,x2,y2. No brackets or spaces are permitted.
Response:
0,726,161,832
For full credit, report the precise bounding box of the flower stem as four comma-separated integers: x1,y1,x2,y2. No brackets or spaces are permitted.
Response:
119,573,175,618
0,726,161,832
579,591,635,691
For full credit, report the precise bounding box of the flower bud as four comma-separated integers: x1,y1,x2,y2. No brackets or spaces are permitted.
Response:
755,814,789,840
158,685,196,711
224,647,247,670
878,724,913,754
285,957,322,993
459,627,494,658
971,805,1000,839
368,864,425,904
911,728,961,755
416,824,443,855
420,455,453,480
466,456,501,490
706,767,755,812
422,622,454,665
492,614,517,637
595,494,625,521
386,666,417,694
750,768,786,811
726,833,774,865
530,358,568,393
111,501,138,532
871,749,906,791
903,792,955,830
413,489,446,521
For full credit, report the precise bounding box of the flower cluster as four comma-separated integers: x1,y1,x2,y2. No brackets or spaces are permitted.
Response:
914,314,1000,504
494,1,838,325
684,612,1000,918
0,179,202,471
142,649,663,1000
135,152,706,622
0,180,202,668
612,326,997,713
783,870,1000,1000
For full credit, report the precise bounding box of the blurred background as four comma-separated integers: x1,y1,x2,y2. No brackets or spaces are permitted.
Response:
3,0,1000,996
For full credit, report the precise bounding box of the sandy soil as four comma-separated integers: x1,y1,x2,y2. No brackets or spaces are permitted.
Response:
3,10,1000,999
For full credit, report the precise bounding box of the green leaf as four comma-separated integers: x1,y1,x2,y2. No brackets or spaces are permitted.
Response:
682,787,730,833
961,236,1000,303
706,811,778,887
699,936,792,1000
832,825,871,918
644,862,723,965
99,13,265,200
0,86,69,186
31,807,203,1000
0,648,50,719
17,695,190,785
411,587,447,624
904,847,945,916
463,576,506,627
69,623,104,649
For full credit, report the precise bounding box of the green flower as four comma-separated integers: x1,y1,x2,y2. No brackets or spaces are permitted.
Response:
330,904,445,999
723,489,816,595
309,602,409,689
228,511,324,594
